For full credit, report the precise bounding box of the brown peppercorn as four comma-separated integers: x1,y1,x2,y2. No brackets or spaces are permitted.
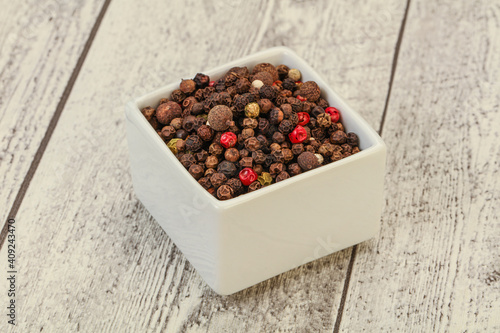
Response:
160,126,176,141
242,117,259,129
179,153,196,168
253,164,263,175
305,144,315,153
182,115,196,132
141,106,155,120
318,143,336,157
225,148,240,163
241,128,255,140
276,171,290,182
170,89,186,103
159,98,169,105
244,137,262,151
270,142,281,151
288,163,302,176
182,96,197,116
269,108,284,125
341,144,352,154
205,168,216,177
272,131,285,143
156,101,182,125
258,99,273,114
239,148,250,158
252,150,266,164
240,156,253,168
297,152,320,171
252,63,279,82
193,73,210,88
185,135,203,152
347,132,359,146
281,141,291,149
331,150,343,162
205,155,218,169
258,118,270,134
175,139,186,153
209,143,224,156
226,178,244,195
198,177,211,190
207,105,233,131
248,181,263,192
210,172,227,189
276,64,290,79
317,113,332,128
297,81,321,102
195,150,209,162
352,146,360,154
287,97,303,112
197,125,214,141
336,122,345,132
342,151,352,158
317,98,329,109
217,184,234,200
188,164,204,180
217,160,237,178
291,143,305,155
278,119,294,135
282,148,294,163
180,79,196,94
271,149,285,163
256,134,268,148
170,118,183,130
330,130,347,144
269,162,285,176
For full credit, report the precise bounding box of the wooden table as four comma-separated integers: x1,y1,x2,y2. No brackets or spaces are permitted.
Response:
1,0,498,331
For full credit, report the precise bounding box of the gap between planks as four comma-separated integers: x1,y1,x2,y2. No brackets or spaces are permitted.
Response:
0,0,113,250
333,0,412,332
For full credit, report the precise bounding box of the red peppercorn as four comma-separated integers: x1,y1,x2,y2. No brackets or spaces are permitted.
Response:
288,125,308,144
297,95,307,102
220,132,237,148
297,112,310,126
239,167,258,186
209,80,215,87
325,107,340,123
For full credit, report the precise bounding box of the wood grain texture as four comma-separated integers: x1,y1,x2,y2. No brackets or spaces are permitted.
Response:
339,1,500,332
0,0,105,224
0,0,406,332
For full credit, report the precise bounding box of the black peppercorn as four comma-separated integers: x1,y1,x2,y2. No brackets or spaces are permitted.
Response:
226,178,244,195
253,164,263,175
205,168,216,177
311,106,325,118
240,156,253,168
217,160,237,178
180,153,196,168
269,162,285,176
346,132,359,146
239,148,250,158
176,129,188,140
244,137,261,151
269,108,284,125
185,135,203,152
252,150,266,164
195,150,209,162
210,172,227,189
170,89,186,103
330,130,347,145
278,119,294,135
276,171,290,182
198,177,211,190
194,73,210,88
272,131,285,143
271,149,285,163
248,181,262,192
316,113,332,128
288,163,302,176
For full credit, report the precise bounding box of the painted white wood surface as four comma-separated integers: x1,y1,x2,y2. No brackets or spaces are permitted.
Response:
0,0,407,332
0,0,105,224
339,0,500,332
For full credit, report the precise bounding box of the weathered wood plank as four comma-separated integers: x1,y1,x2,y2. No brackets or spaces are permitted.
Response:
339,1,500,332
1,0,405,332
0,0,106,225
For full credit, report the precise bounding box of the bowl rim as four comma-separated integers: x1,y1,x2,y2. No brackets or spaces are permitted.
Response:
125,46,386,209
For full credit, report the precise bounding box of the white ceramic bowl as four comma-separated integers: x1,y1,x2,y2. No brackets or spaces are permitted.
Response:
125,47,386,295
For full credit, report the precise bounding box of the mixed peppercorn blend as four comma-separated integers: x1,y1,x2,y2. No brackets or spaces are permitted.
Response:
140,63,361,200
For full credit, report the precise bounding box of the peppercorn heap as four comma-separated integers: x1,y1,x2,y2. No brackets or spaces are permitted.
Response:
141,64,361,200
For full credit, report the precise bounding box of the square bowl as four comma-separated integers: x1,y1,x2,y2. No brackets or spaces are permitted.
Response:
125,46,386,295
